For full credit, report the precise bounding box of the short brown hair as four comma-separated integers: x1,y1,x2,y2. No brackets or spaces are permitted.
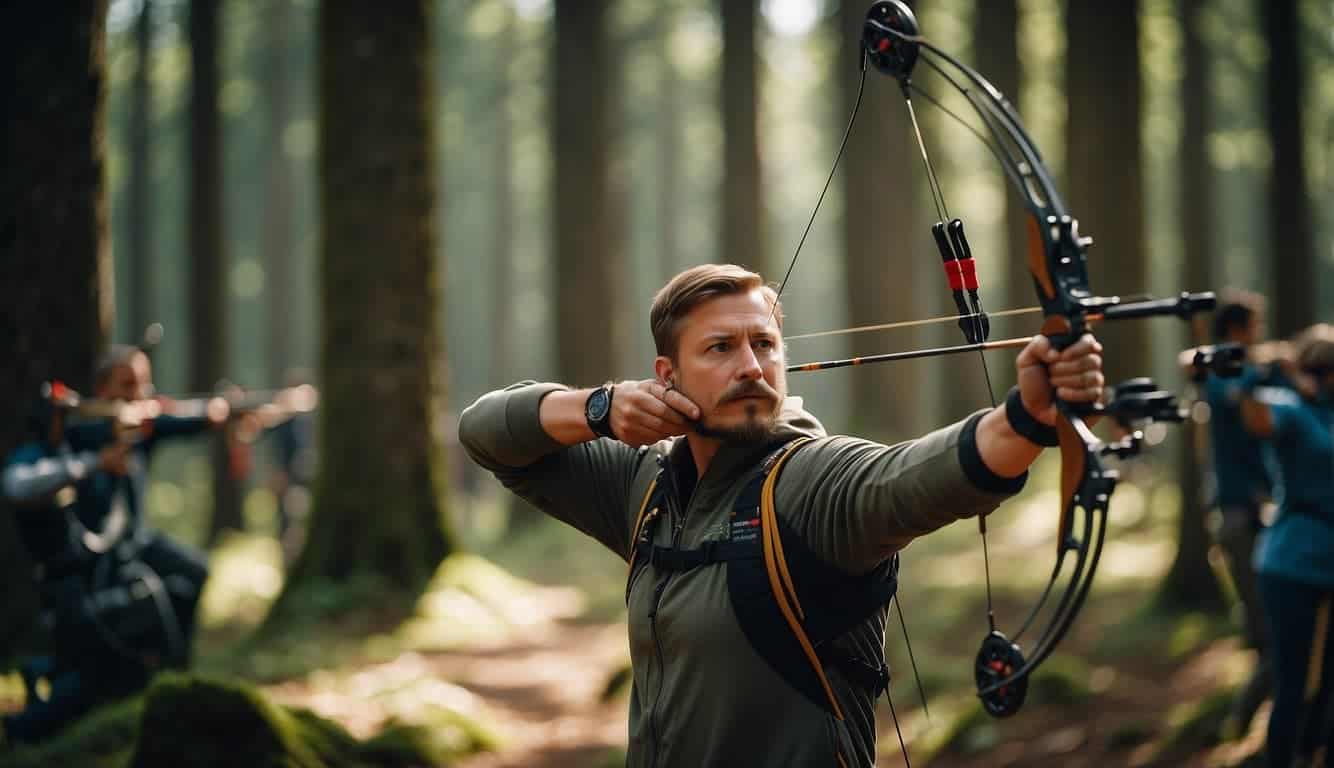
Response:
1294,323,1334,376
1213,289,1266,341
650,264,781,358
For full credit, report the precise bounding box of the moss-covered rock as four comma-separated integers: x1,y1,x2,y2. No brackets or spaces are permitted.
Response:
1,694,142,768
126,675,455,768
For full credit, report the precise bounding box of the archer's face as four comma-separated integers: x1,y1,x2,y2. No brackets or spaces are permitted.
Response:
98,352,153,401
658,289,787,443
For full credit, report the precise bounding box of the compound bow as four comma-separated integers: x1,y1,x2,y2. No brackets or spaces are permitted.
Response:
772,0,1216,722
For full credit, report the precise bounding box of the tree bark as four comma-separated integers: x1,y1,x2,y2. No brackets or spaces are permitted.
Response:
839,0,924,441
1065,0,1150,384
1158,0,1225,612
128,0,155,339
720,0,767,276
274,0,451,612
553,0,621,386
490,2,515,388
0,0,112,658
1261,0,1314,339
655,2,683,284
975,0,1026,395
263,0,296,389
188,0,241,543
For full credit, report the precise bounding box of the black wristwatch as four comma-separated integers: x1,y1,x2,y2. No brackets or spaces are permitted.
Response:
1004,386,1059,447
585,383,617,440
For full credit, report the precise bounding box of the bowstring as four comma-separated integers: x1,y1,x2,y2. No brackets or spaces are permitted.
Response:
767,56,869,324
901,54,1000,635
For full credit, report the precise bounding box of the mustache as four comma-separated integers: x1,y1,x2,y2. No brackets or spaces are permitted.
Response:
719,381,779,404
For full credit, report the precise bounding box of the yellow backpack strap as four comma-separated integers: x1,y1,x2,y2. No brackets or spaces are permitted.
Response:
626,476,659,575
758,437,846,720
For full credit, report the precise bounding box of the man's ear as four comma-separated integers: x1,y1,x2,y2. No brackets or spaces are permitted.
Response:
654,356,675,387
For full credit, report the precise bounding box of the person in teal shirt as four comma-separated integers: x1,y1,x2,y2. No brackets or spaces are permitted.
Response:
1198,291,1277,734
1242,323,1334,768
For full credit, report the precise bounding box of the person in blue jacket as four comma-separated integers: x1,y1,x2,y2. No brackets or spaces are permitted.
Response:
1200,291,1279,732
2,345,224,746
70,345,221,667
1241,323,1334,767
1,390,136,745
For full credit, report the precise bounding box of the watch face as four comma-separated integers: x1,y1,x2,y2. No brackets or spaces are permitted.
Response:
587,388,610,421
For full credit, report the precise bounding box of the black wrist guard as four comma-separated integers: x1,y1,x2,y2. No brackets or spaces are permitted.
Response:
1004,386,1059,447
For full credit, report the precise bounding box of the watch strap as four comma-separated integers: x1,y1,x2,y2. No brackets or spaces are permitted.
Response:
586,384,618,440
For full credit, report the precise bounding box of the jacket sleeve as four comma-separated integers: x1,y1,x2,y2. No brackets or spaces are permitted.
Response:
458,381,649,560
781,410,1027,573
2,444,99,506
142,414,214,448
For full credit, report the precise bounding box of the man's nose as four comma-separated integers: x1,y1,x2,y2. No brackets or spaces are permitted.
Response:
736,345,764,380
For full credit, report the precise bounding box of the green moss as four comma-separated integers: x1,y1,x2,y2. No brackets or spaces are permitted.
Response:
1,694,142,768
123,674,480,768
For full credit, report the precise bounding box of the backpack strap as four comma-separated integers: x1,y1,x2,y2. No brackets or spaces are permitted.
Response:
754,437,853,718
627,475,660,574
729,437,900,718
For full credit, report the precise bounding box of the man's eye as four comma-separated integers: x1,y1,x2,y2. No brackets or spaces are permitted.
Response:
711,342,730,353
755,339,774,350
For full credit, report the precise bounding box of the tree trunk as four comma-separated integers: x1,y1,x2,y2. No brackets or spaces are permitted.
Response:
720,0,767,276
553,0,620,386
1158,0,1225,612
274,0,451,612
656,2,683,284
975,0,1026,395
490,3,515,389
491,4,540,533
128,0,155,339
263,0,296,389
0,0,112,658
839,0,924,441
188,0,240,543
1065,0,1149,384
1262,0,1314,339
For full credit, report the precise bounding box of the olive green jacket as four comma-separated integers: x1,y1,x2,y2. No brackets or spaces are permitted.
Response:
458,382,1026,767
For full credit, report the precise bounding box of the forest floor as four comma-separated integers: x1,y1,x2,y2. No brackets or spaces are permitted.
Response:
265,620,630,768
0,459,1292,766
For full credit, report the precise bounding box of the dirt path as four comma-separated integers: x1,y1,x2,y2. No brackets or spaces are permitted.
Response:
265,620,631,768
441,621,629,768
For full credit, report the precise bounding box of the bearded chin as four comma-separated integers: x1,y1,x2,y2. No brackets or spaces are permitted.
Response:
693,401,779,444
